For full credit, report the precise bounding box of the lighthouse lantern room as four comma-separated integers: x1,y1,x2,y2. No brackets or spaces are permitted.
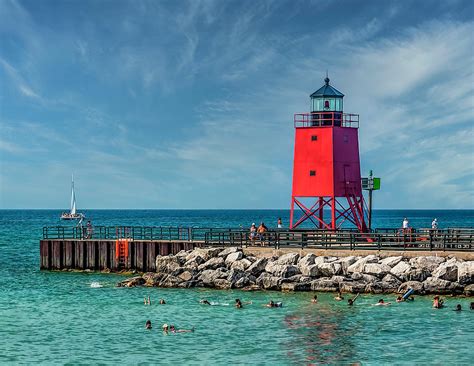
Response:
290,76,367,231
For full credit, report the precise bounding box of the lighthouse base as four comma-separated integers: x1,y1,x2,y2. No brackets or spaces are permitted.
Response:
290,196,367,232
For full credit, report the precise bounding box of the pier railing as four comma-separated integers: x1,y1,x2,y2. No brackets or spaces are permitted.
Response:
42,226,474,251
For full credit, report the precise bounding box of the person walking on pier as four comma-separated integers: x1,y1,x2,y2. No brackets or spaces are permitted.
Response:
431,218,438,230
249,223,257,242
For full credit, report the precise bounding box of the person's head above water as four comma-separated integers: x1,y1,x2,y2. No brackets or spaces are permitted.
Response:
378,299,384,304
145,320,152,329
471,302,474,310
159,299,166,304
455,304,462,311
162,323,169,331
348,299,354,306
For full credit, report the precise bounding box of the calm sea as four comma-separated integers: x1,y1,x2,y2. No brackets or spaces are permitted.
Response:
0,209,473,364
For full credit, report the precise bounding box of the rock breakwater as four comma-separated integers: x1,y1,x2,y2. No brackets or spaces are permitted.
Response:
118,247,474,296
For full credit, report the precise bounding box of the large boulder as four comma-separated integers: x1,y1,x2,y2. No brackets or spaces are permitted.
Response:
351,272,378,283
199,268,228,286
155,255,181,274
178,271,194,282
246,257,268,277
463,283,474,296
382,273,402,286
317,262,342,277
310,278,338,292
225,251,244,265
281,282,311,291
275,253,300,265
227,269,247,284
390,261,412,279
158,274,182,288
214,279,232,289
432,261,458,282
218,247,239,258
118,276,145,287
423,277,462,294
379,256,403,268
337,256,358,274
363,263,391,278
256,273,282,290
347,255,379,273
186,248,218,263
457,261,474,285
409,256,445,272
230,258,252,271
340,281,366,293
265,262,300,278
397,281,423,294
300,263,320,277
198,257,225,271
298,253,316,269
406,269,431,282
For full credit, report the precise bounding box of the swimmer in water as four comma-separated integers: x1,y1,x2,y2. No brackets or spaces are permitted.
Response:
162,324,169,333
145,320,152,329
334,290,344,301
199,299,211,305
433,296,444,309
235,298,252,308
311,295,318,304
159,299,166,304
348,293,360,306
170,325,195,333
374,299,391,306
471,302,474,310
144,296,151,305
265,300,282,308
454,304,462,311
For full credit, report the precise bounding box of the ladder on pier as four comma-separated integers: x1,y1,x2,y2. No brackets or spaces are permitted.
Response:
115,227,130,269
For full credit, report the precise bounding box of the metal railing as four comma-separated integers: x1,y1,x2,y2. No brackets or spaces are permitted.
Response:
294,112,359,128
42,226,474,251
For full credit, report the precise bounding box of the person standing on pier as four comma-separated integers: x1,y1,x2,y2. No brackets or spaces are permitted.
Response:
277,218,283,229
431,218,438,230
402,218,409,230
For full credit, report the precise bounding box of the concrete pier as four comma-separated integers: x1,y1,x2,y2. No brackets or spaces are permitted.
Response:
39,240,200,271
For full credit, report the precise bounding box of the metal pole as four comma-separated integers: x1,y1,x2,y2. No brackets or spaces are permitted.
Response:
368,189,373,231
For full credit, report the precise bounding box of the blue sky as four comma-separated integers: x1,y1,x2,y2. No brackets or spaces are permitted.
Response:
0,0,473,209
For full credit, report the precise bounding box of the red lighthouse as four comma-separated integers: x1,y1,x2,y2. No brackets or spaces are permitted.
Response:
290,77,367,232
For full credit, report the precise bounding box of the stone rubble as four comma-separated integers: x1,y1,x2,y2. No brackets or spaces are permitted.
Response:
117,247,474,295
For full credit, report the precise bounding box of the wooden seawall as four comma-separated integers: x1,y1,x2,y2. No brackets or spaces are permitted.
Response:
39,240,200,272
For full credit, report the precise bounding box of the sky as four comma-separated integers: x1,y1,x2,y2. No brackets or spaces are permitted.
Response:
0,0,473,209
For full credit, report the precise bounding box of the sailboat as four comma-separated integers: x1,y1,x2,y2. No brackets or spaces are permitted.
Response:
61,175,85,220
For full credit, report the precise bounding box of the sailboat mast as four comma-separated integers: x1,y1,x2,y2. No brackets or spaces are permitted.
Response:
70,174,76,215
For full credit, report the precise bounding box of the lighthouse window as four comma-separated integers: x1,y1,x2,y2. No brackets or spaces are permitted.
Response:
309,170,316,176
311,135,318,141
324,100,330,109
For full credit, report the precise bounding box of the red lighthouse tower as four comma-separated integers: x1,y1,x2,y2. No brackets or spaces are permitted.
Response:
290,77,367,232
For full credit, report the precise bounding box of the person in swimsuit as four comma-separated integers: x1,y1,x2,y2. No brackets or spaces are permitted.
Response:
170,325,194,333
433,296,444,309
311,295,318,304
454,304,462,311
334,290,344,301
159,299,166,304
348,293,360,306
145,320,152,329
200,299,211,305
374,299,391,306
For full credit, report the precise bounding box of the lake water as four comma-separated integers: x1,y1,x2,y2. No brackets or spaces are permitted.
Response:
1,209,473,364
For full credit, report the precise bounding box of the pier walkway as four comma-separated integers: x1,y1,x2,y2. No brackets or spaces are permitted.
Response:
40,226,474,272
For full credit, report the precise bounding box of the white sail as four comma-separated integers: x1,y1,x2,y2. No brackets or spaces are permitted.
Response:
70,174,76,215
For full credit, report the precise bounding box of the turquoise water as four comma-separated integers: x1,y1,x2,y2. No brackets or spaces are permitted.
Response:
1,210,473,364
